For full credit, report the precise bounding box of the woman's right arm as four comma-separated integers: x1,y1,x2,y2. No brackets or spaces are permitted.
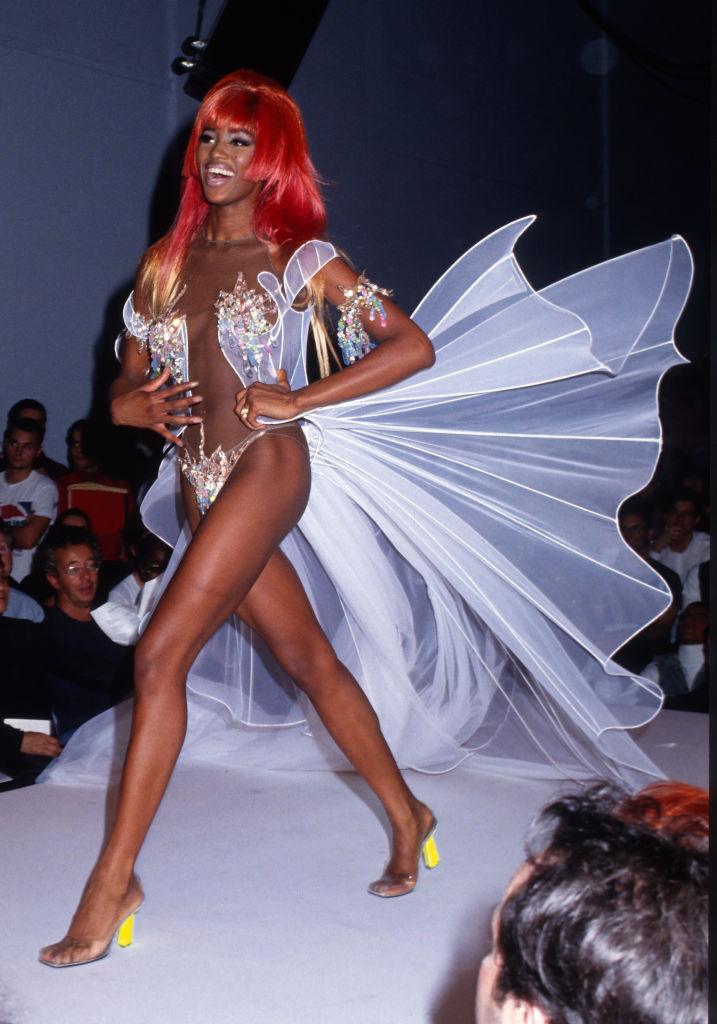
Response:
109,332,203,448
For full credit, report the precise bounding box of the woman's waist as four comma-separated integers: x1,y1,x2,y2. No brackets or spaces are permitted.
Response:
181,416,305,458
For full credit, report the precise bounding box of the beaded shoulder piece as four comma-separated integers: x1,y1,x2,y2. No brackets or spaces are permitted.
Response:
215,272,275,380
336,274,392,365
125,294,187,384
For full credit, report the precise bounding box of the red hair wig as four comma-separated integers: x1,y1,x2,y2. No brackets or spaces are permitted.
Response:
139,69,326,313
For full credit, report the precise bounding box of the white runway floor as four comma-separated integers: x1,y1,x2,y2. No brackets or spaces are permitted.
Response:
0,710,707,1024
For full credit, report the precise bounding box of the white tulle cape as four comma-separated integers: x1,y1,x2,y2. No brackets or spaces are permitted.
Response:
42,217,693,791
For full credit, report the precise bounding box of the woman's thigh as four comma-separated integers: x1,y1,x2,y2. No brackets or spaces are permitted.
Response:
137,430,310,676
235,549,339,691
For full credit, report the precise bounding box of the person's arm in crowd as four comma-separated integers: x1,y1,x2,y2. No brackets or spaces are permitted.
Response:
0,722,61,764
10,476,57,550
10,515,51,551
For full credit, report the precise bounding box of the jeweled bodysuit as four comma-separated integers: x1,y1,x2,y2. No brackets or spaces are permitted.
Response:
124,235,338,514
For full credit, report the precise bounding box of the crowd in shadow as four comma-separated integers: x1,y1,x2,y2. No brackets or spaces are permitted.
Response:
0,398,169,787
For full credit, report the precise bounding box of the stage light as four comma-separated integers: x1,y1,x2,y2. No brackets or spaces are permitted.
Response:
172,56,199,75
181,36,207,56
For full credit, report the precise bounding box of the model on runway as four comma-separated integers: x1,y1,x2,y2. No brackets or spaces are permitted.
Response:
40,70,439,967
39,59,693,966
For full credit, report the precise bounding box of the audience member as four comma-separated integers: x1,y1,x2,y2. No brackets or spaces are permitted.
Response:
0,575,61,783
682,557,709,607
40,526,133,742
615,499,681,674
475,782,707,1024
56,507,92,530
0,399,67,479
0,519,44,621
108,524,171,608
650,488,710,587
56,419,137,561
0,416,58,581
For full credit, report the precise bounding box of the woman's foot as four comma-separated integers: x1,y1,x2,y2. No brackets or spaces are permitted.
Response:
39,870,144,967
368,800,438,898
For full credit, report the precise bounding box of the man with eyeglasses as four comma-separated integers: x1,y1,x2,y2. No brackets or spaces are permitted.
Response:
40,526,133,742
0,416,58,581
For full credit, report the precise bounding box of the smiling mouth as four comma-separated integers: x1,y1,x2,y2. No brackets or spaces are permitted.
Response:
204,165,235,188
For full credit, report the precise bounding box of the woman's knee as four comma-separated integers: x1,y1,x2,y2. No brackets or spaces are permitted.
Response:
276,638,342,696
134,633,188,698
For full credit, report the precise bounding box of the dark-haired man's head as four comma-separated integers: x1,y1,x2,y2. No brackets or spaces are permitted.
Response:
7,398,47,426
56,507,93,531
476,782,708,1024
66,419,100,474
3,417,45,478
43,526,102,620
618,497,651,556
662,489,702,550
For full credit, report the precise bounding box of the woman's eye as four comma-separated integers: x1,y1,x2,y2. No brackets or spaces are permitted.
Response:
199,131,214,144
231,136,252,147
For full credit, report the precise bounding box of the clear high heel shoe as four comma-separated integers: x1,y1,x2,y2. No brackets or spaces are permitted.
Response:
368,820,440,898
38,903,142,968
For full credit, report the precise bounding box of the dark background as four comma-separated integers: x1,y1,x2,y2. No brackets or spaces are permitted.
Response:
0,0,708,461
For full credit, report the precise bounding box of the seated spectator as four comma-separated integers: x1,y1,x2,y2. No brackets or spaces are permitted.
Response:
0,517,16,581
0,416,58,582
476,782,707,1024
614,499,681,674
640,597,709,703
682,557,709,607
108,524,171,608
56,507,92,530
0,399,67,480
20,509,105,610
650,488,710,588
0,519,44,621
40,526,133,743
674,600,708,695
0,575,61,784
56,419,137,562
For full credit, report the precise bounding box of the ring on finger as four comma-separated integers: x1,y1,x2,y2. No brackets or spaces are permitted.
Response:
240,405,250,421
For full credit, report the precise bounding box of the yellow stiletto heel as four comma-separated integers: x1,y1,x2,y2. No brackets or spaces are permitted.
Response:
116,913,135,948
422,830,440,869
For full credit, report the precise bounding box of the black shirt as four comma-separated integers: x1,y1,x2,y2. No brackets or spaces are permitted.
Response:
41,606,133,741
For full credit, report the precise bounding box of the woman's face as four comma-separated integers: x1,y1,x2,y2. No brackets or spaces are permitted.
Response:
196,123,261,207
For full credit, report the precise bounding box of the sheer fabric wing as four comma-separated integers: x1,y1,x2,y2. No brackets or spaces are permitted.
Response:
42,222,693,791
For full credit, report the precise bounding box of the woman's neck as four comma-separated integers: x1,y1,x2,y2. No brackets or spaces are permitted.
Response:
204,204,255,242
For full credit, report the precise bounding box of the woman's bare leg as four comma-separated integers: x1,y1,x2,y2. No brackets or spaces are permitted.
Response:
235,551,434,886
40,434,311,965
41,431,429,964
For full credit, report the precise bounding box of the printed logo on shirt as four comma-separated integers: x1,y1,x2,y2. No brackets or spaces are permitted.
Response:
0,501,32,525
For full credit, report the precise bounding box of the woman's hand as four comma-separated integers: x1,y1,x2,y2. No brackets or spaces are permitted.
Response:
234,369,299,429
110,366,203,447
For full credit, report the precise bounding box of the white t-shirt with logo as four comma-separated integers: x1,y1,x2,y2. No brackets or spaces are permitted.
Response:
0,470,58,580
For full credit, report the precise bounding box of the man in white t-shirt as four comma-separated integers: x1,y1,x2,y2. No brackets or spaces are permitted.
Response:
649,489,710,589
0,417,58,581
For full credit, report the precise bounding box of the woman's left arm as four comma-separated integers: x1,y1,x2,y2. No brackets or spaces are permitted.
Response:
235,256,434,426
